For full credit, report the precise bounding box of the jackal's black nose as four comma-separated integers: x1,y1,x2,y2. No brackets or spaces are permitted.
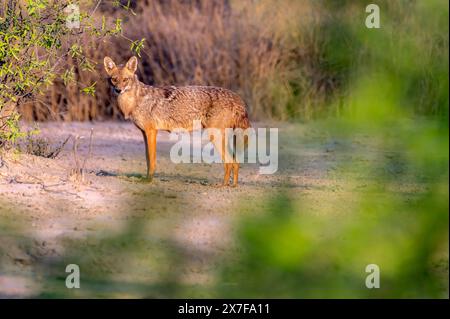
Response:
113,87,121,94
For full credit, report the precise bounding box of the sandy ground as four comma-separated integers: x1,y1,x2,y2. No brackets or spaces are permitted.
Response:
0,121,446,297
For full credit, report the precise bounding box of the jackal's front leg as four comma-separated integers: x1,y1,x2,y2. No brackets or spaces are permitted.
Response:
145,128,157,181
141,128,157,181
141,130,150,180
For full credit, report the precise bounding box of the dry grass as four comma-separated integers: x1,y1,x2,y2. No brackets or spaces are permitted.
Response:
19,134,70,159
68,128,94,184
13,1,450,122
17,0,333,122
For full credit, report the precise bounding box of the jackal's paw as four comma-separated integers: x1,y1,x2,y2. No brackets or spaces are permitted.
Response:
213,182,228,188
143,176,154,183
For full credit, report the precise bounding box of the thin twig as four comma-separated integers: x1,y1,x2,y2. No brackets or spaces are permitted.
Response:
90,0,102,16
72,135,81,175
81,128,94,171
48,135,71,159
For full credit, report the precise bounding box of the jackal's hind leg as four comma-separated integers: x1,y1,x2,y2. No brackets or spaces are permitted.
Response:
209,129,232,186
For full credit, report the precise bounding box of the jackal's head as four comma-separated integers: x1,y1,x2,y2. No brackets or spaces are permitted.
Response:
103,56,138,95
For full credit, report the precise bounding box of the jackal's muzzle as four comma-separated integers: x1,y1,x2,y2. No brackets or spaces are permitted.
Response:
107,78,122,95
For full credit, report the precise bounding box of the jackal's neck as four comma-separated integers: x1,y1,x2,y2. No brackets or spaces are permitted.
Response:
117,76,159,119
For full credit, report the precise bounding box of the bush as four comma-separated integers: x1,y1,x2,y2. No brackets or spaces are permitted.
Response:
0,0,126,145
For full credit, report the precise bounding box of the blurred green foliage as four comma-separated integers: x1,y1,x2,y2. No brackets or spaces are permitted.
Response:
217,0,448,298
320,0,448,117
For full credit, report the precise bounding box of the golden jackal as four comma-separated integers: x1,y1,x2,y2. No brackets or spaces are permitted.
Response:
104,56,251,186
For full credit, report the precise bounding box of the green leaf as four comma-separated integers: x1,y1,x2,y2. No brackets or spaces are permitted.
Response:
80,82,97,97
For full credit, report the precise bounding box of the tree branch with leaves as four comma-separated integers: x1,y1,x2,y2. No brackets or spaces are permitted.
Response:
0,0,139,147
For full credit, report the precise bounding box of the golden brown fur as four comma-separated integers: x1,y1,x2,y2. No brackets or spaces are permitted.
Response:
104,56,250,186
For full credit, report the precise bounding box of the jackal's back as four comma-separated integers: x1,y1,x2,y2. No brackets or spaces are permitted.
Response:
132,85,250,131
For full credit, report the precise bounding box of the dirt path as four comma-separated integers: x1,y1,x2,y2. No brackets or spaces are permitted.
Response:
0,121,406,297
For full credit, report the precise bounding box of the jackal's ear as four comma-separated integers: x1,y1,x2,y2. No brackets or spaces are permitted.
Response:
103,56,116,75
125,56,138,73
